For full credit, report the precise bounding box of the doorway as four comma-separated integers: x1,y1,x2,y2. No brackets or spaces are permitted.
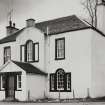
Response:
5,75,15,99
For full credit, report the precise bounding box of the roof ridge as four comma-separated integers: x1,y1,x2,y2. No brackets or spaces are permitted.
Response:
36,15,76,24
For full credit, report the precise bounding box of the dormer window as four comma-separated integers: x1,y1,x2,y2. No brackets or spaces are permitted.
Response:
4,46,11,64
20,40,39,62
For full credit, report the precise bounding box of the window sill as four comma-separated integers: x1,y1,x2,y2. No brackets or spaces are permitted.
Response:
25,60,39,63
16,89,22,91
55,57,65,60
50,90,71,92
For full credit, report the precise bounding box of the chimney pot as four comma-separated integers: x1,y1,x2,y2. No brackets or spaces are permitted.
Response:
9,20,12,27
13,23,15,28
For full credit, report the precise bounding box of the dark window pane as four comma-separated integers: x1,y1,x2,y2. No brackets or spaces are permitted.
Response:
4,47,11,63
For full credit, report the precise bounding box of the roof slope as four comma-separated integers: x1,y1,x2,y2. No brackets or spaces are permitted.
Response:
0,15,92,44
36,15,89,35
13,61,47,76
0,28,24,44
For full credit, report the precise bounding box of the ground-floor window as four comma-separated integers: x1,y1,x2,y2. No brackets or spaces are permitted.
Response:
0,75,5,90
50,69,71,92
50,74,55,90
17,74,22,90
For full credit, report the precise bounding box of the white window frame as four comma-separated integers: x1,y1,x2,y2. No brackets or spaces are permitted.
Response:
57,70,64,90
1,75,5,90
34,43,39,62
17,75,22,90
21,45,25,62
26,41,33,62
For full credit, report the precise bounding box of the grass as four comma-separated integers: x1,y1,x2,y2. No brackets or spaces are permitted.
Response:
1,96,105,103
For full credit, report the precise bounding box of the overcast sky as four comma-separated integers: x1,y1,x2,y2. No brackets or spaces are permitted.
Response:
0,0,87,38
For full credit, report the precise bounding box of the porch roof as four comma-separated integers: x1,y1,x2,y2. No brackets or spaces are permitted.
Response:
12,61,47,76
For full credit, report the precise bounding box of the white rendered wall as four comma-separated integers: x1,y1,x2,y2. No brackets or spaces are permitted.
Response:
16,27,45,71
91,30,105,98
26,74,47,100
46,29,92,99
0,27,45,72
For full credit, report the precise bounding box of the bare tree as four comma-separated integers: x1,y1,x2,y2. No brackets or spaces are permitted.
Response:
81,0,100,27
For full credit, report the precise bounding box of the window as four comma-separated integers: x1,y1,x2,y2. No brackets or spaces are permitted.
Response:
57,70,64,90
34,43,39,62
17,75,22,90
0,75,5,90
55,38,65,60
20,40,39,62
4,46,11,64
67,73,71,90
50,74,55,91
20,45,25,62
26,40,33,62
50,69,71,92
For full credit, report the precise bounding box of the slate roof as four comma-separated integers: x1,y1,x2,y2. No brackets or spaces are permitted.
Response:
0,15,94,44
0,28,25,44
12,61,47,76
36,15,89,35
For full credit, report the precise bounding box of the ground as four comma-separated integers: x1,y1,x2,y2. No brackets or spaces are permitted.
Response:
0,102,105,105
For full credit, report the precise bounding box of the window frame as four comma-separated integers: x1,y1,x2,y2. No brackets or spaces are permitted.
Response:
55,37,65,60
50,74,55,91
34,42,39,62
4,46,11,64
66,73,71,91
20,40,39,63
17,74,22,90
20,45,25,62
56,69,65,91
50,69,71,92
26,40,34,62
0,75,5,91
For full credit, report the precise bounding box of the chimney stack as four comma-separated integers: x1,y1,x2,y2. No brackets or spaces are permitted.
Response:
26,18,35,27
13,23,15,28
6,21,19,36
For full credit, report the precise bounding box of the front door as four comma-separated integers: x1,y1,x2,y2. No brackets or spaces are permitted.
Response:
6,75,15,99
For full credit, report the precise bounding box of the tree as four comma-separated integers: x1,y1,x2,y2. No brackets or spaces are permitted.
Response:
81,0,100,27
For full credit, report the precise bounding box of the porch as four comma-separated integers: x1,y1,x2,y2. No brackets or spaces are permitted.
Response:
0,72,22,100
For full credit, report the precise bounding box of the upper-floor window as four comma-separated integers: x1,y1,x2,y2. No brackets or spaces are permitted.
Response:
4,46,11,64
34,43,39,62
55,38,65,60
20,40,39,62
26,40,33,62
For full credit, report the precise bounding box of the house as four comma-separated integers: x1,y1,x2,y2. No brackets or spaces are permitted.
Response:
0,0,105,101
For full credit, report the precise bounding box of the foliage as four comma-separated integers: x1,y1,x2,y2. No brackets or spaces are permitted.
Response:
81,0,101,27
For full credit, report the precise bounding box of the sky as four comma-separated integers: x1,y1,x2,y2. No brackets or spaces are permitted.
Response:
0,0,88,38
